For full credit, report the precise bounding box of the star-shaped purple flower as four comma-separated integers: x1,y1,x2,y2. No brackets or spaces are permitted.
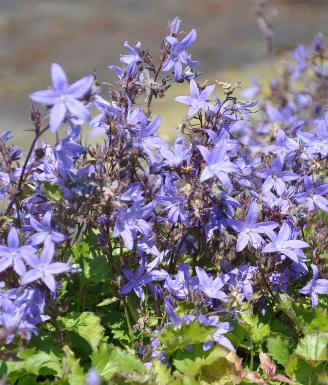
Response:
175,79,215,118
30,63,94,133
120,260,153,301
119,41,142,76
198,140,239,189
156,177,189,225
195,266,228,302
227,200,278,252
21,242,71,292
257,157,299,196
29,211,67,247
262,223,309,265
300,264,328,307
162,29,198,81
0,227,36,276
294,175,328,212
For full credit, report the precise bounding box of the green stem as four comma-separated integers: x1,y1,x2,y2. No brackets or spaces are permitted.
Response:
123,298,133,339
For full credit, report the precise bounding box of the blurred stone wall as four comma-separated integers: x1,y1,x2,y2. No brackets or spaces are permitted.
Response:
0,0,328,145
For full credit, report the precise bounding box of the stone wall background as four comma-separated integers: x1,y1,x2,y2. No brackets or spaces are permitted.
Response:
0,0,328,145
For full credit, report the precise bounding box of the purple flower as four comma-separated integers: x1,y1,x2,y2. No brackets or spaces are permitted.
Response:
21,242,71,292
291,44,310,81
257,157,299,196
164,264,196,300
241,79,260,99
0,286,48,344
114,202,154,250
168,16,182,35
198,140,239,189
300,264,328,307
133,115,168,164
195,266,228,302
0,227,36,276
227,201,278,252
30,63,94,133
156,178,188,225
175,79,215,118
160,136,190,166
229,265,257,301
162,29,198,81
294,175,328,212
86,368,100,385
263,129,299,162
120,260,153,301
297,114,328,159
120,41,142,76
29,211,67,246
120,183,144,203
262,223,309,265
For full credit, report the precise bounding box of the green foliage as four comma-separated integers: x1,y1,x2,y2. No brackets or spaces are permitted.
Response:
71,231,111,284
267,335,292,366
91,343,147,381
159,321,215,354
58,311,104,351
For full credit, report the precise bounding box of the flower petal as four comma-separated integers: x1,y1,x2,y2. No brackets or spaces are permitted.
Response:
51,63,68,92
49,102,66,133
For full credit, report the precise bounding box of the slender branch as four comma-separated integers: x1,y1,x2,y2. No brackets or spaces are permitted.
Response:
5,125,48,216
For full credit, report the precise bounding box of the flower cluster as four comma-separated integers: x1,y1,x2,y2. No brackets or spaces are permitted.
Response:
0,17,327,374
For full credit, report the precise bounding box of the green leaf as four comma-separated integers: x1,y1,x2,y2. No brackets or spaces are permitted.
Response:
252,323,270,344
6,349,62,380
295,333,328,367
92,344,146,381
58,312,104,351
278,294,307,330
285,355,314,384
153,361,180,385
97,297,119,307
267,335,292,366
174,345,233,377
62,346,85,385
16,376,38,385
72,232,111,283
279,294,328,333
159,321,215,355
43,183,63,202
240,312,270,344
299,307,328,333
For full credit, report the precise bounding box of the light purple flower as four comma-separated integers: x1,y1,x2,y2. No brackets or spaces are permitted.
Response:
195,266,228,302
21,242,71,292
29,211,67,246
162,29,198,81
297,113,328,159
168,16,182,35
114,202,154,250
0,227,36,276
227,201,278,252
294,175,328,212
160,136,190,166
257,157,299,196
120,260,153,301
133,115,168,164
120,41,142,76
229,265,257,301
300,264,328,307
86,368,101,385
198,140,239,189
175,79,215,118
30,63,94,133
156,178,188,225
262,223,309,265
